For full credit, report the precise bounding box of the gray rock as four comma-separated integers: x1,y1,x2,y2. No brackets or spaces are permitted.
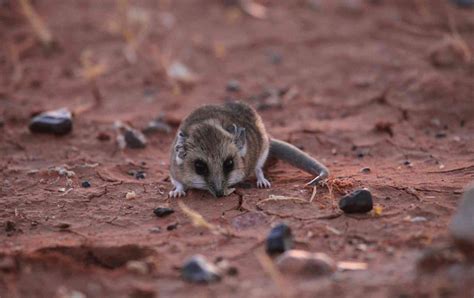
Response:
181,255,221,283
266,223,293,254
123,128,147,149
339,189,373,213
450,185,474,258
29,108,72,135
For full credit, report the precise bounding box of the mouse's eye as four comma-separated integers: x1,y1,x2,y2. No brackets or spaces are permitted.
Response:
194,160,209,176
223,158,234,174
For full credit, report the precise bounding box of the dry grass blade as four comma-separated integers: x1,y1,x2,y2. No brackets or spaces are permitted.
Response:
255,251,292,298
77,50,107,111
309,185,317,203
337,261,368,271
18,0,54,48
178,201,230,236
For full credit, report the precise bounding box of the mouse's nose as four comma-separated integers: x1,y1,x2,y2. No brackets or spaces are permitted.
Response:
215,189,224,197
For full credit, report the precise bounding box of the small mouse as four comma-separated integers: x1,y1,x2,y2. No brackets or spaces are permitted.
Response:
169,101,329,198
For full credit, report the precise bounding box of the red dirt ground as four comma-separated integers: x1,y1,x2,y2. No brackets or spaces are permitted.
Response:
1,0,474,297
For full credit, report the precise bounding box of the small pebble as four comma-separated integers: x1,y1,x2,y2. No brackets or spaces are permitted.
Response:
97,131,111,141
276,250,336,276
267,51,282,65
181,255,221,283
126,260,149,275
266,223,293,254
125,191,137,200
435,131,447,138
124,128,147,149
215,258,239,276
167,223,178,231
153,207,175,218
226,80,241,92
29,108,73,135
167,61,197,85
81,180,91,188
411,216,428,223
339,189,373,213
360,167,371,174
142,118,172,135
149,226,161,233
128,170,146,180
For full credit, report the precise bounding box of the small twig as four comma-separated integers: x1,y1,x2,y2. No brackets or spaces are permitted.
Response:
178,201,234,237
18,0,55,48
83,187,108,202
96,170,119,182
309,185,317,203
255,251,292,298
427,165,474,174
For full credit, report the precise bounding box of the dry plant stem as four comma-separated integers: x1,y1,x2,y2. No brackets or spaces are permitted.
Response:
18,0,54,47
444,0,472,63
178,201,232,237
255,251,292,298
427,165,474,174
309,185,317,203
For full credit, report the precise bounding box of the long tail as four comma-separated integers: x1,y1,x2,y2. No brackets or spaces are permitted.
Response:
269,138,329,186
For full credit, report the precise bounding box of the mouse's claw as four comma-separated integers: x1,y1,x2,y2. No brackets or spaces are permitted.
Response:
169,189,186,198
257,177,272,188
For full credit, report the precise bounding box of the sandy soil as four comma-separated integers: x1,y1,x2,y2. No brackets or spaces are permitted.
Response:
1,0,474,297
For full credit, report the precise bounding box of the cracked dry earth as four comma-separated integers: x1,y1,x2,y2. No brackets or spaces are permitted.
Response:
1,1,474,297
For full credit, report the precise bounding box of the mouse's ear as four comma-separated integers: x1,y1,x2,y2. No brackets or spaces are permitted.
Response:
228,124,247,156
175,131,187,165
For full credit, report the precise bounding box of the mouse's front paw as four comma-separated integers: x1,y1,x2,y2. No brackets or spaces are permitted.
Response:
168,189,186,198
257,177,271,188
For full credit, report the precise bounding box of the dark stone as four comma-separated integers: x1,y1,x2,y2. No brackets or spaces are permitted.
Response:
124,128,147,149
450,0,473,7
266,223,293,254
360,167,371,174
450,186,474,258
167,223,178,231
181,255,221,283
435,131,447,138
356,148,369,158
81,180,91,188
135,172,146,180
153,207,175,218
339,189,373,213
135,171,146,180
128,170,146,180
29,108,72,135
226,80,241,92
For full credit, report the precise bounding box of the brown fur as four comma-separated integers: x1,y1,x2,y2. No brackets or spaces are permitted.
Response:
170,102,269,195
